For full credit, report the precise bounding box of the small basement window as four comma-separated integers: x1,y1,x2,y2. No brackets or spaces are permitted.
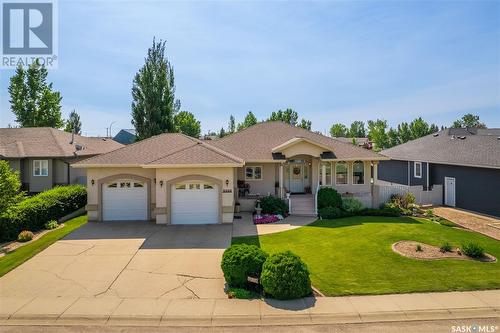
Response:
108,183,118,188
414,162,422,178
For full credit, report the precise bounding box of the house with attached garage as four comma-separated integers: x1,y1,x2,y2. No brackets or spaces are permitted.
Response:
73,121,388,224
0,127,123,192
378,127,500,217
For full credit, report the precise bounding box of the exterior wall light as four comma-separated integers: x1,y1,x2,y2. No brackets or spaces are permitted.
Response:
225,179,229,187
91,179,95,186
160,180,164,187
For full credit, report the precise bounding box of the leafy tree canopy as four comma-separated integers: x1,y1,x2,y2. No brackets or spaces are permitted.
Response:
452,113,486,129
237,111,258,131
0,161,24,215
329,123,348,137
367,119,388,150
174,111,201,138
348,121,366,138
8,61,63,128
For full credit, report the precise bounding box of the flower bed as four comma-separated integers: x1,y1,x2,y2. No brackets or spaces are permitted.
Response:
253,214,284,225
392,240,496,262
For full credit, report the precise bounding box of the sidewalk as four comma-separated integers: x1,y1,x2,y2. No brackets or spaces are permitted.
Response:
1,290,498,327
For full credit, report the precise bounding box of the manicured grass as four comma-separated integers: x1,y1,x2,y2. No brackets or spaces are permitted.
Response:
233,216,500,296
0,215,87,277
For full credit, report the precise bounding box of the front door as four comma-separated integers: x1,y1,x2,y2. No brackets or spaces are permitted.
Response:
445,177,456,207
289,163,305,193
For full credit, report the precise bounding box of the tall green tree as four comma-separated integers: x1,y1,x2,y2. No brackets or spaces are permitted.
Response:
64,110,82,134
367,119,388,150
269,108,298,125
228,115,236,133
397,122,412,143
0,161,24,214
8,62,63,128
387,128,400,147
348,121,366,137
409,117,430,140
131,38,179,141
174,111,201,138
237,111,258,131
299,119,312,130
452,113,486,128
219,127,226,138
329,123,348,137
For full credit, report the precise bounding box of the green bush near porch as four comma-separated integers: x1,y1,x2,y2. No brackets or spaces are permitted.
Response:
260,196,288,216
317,187,342,210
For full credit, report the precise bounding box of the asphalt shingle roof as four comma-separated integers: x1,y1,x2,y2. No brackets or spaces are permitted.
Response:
381,128,500,169
0,127,123,158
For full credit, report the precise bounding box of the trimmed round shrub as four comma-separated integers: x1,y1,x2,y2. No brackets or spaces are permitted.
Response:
461,242,484,258
221,244,268,288
319,206,349,219
317,187,342,210
260,196,288,216
342,197,363,213
44,220,59,230
17,230,34,242
260,251,311,300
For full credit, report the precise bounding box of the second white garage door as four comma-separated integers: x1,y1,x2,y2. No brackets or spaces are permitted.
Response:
171,182,219,224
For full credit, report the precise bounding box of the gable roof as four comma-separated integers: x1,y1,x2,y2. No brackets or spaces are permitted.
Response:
74,132,244,167
211,121,384,161
381,128,500,169
0,127,123,159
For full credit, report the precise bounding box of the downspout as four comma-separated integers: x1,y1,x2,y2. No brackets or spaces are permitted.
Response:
407,161,410,187
426,163,429,191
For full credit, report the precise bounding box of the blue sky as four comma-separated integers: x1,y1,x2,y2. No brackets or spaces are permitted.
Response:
1,0,499,136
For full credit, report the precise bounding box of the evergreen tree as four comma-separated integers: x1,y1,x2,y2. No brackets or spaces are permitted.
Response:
131,38,179,141
228,115,236,133
219,127,226,138
237,111,258,131
8,62,63,128
299,119,312,130
64,110,82,134
269,108,298,125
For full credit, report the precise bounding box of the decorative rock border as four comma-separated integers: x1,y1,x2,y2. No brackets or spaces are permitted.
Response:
392,240,496,263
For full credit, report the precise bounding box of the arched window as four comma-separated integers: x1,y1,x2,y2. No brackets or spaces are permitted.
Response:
353,161,364,184
335,162,348,185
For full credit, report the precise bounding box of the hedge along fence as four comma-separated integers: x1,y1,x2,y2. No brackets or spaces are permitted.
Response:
0,185,87,242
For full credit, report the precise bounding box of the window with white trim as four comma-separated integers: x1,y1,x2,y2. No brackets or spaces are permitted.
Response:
245,166,262,180
352,161,365,184
414,162,422,178
33,160,48,176
335,162,348,185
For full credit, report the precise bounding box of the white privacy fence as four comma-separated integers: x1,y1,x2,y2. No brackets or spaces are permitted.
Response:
373,184,443,208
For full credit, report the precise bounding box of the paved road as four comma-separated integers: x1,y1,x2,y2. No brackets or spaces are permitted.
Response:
3,318,500,333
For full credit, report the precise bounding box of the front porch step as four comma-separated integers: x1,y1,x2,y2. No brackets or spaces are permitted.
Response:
289,194,316,216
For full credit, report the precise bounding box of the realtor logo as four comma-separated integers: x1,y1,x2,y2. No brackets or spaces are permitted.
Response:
1,0,58,68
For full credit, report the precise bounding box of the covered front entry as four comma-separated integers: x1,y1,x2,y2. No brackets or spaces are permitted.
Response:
285,159,310,193
102,180,148,221
171,181,219,224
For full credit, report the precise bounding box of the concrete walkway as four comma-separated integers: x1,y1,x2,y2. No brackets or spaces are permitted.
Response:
1,290,498,327
232,213,317,237
433,207,500,240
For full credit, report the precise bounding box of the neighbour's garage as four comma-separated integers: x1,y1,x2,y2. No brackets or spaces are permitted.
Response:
171,181,219,224
102,180,148,221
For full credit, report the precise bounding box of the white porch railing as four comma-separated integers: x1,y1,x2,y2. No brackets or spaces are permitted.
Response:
314,182,320,215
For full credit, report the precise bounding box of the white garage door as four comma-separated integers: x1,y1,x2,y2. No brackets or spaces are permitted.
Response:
171,182,218,224
102,180,148,221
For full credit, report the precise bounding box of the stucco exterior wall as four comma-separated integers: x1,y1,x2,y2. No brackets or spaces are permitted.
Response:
282,141,324,158
53,159,68,185
237,163,277,196
155,167,235,224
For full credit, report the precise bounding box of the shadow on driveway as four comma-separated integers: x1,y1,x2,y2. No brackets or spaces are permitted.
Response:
64,221,232,249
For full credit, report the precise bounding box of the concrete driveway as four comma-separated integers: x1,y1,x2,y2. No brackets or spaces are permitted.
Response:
0,222,232,300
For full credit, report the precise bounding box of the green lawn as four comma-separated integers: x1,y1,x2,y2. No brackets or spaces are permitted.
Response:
233,216,500,296
0,215,87,277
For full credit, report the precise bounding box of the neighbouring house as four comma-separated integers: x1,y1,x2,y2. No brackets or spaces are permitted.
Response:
73,121,387,224
379,128,500,217
333,137,373,149
113,129,137,145
0,127,123,193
